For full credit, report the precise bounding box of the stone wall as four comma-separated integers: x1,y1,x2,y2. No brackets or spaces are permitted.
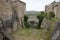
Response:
13,0,26,28
44,1,60,40
0,0,13,20
0,0,26,31
0,0,26,30
0,0,26,40
45,1,60,18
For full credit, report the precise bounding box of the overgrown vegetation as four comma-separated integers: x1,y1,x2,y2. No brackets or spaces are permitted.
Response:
24,15,28,28
14,11,57,40
46,11,55,19
36,11,45,29
13,28,50,40
24,11,55,29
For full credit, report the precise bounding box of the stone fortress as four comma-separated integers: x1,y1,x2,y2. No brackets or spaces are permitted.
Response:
45,0,60,18
0,0,26,40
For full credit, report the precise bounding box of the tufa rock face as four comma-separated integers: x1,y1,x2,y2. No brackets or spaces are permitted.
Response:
41,18,51,30
0,0,13,20
0,33,3,40
0,0,26,40
0,0,26,31
51,20,60,40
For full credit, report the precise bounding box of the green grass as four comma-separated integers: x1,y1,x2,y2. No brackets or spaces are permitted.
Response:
13,28,50,40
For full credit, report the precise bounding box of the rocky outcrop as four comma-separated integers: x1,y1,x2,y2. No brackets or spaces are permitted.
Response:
51,20,60,40
0,0,26,40
41,18,51,31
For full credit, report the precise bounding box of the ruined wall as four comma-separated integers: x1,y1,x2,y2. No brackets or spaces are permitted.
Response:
0,0,13,20
0,0,26,40
43,2,60,40
13,0,26,18
0,0,26,26
13,0,26,28
0,0,12,32
45,1,60,18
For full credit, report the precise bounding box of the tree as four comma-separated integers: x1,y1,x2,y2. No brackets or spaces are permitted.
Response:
36,11,45,29
24,15,28,28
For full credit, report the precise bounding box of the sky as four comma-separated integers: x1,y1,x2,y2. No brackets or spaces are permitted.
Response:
21,0,55,11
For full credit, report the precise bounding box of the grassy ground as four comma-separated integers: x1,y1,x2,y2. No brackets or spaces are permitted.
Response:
12,18,55,40
12,28,50,40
